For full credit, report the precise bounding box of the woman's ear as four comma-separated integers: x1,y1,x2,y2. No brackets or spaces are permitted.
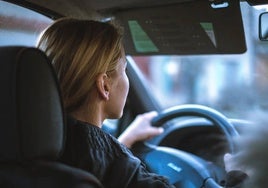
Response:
96,73,110,100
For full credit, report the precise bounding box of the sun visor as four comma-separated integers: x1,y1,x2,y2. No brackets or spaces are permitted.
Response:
115,0,246,55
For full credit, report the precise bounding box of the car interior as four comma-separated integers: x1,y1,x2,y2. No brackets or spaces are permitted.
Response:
1,0,268,187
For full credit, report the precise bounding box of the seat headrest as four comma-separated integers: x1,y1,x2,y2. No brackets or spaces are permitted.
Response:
0,46,65,162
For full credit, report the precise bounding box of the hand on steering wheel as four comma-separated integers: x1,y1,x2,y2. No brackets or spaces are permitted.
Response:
132,104,240,188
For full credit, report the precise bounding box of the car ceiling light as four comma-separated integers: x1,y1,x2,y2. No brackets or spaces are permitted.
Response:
209,0,229,9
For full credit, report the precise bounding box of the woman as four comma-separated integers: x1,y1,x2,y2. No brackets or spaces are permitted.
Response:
37,17,173,188
37,17,248,188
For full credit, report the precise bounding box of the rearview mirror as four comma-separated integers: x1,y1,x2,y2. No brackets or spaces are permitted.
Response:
259,12,268,41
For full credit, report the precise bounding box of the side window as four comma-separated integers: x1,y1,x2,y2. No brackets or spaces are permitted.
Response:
0,1,53,47
0,1,124,136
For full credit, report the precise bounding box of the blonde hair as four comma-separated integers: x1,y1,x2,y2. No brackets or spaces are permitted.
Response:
37,18,124,113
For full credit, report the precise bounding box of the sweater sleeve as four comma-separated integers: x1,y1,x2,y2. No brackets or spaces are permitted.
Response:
127,161,176,188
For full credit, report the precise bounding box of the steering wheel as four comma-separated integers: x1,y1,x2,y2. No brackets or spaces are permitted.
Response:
132,104,239,188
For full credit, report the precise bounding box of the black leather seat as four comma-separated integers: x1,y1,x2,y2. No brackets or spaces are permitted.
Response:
0,46,103,188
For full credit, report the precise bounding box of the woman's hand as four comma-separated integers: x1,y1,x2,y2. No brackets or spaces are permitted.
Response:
224,153,237,172
118,111,164,148
224,153,249,187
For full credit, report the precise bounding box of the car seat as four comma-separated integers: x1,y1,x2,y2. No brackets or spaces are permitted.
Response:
0,46,103,188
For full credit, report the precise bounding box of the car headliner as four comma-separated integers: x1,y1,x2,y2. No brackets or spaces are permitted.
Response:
5,0,265,19
5,0,193,19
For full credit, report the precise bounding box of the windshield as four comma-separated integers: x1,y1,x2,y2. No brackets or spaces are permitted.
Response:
129,2,268,119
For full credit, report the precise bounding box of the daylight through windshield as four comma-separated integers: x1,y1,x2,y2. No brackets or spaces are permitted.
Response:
130,2,268,119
